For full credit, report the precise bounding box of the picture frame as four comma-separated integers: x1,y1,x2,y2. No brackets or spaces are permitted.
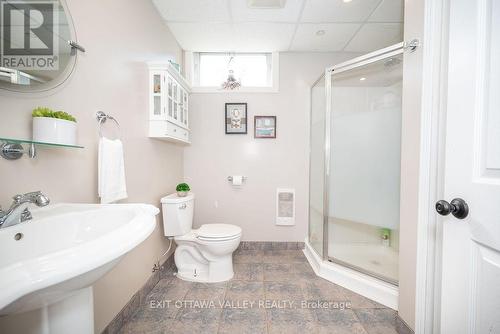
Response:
254,116,276,138
225,103,247,134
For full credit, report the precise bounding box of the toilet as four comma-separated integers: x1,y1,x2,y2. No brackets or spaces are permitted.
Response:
161,193,242,282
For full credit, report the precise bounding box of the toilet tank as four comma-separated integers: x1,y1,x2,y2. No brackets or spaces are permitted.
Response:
161,193,194,237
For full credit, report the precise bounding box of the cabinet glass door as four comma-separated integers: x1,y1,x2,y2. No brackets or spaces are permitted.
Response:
184,93,188,126
162,73,188,127
153,74,161,94
152,73,162,117
167,77,173,118
173,82,178,121
180,88,187,126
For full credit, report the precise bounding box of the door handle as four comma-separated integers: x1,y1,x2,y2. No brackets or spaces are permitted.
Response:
435,198,469,219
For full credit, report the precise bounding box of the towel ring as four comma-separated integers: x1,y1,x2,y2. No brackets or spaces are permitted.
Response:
96,111,121,139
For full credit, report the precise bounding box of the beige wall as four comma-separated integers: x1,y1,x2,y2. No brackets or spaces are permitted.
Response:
183,52,357,242
0,0,183,332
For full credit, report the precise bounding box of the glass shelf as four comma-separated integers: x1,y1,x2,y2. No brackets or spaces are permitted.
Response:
0,137,84,149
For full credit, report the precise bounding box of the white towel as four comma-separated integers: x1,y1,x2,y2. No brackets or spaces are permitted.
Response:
98,137,128,204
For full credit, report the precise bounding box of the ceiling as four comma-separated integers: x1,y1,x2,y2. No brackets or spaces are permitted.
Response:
151,0,404,53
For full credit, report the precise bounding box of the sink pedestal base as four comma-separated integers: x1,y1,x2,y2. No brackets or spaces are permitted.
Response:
0,287,94,334
41,287,94,334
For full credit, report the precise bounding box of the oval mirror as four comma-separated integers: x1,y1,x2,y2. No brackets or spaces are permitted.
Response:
0,0,82,92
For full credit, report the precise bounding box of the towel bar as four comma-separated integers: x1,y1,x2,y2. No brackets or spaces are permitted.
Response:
97,111,121,139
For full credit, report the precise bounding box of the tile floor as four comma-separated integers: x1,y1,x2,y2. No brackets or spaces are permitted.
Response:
119,249,403,334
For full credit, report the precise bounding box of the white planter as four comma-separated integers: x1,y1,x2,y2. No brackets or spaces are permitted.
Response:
33,117,77,146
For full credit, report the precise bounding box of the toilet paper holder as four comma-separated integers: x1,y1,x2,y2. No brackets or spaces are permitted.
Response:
227,176,247,182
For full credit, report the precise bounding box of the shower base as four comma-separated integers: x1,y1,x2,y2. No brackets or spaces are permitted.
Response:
303,239,398,310
329,243,399,284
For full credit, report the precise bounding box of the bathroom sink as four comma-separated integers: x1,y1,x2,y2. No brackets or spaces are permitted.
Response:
0,203,159,333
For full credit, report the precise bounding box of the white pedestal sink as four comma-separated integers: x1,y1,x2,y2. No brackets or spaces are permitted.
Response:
0,203,159,334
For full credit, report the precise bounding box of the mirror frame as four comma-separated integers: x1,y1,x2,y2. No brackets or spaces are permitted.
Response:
0,0,81,93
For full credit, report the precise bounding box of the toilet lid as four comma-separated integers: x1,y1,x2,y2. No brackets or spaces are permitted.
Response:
196,224,242,240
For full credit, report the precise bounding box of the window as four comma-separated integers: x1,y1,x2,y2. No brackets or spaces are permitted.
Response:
189,52,279,92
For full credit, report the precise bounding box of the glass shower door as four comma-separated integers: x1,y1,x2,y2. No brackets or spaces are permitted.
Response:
327,52,403,284
308,75,326,257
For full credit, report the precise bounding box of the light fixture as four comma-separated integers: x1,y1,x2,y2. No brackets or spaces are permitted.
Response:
359,77,366,81
343,0,353,3
247,0,286,8
316,30,326,36
221,56,241,90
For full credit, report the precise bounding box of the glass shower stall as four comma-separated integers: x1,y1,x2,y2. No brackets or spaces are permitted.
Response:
309,43,403,285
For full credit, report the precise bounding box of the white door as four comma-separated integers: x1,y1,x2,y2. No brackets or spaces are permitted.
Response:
439,0,500,333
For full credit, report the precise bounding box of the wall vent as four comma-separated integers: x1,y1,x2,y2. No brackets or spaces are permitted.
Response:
276,188,295,226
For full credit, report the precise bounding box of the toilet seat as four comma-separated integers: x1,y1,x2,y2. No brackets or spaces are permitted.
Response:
196,224,241,241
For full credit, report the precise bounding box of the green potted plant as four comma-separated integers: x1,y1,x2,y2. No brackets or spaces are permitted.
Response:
176,183,190,197
32,107,77,145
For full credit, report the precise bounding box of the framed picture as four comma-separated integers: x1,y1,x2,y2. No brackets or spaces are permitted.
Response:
225,103,247,134
254,116,276,138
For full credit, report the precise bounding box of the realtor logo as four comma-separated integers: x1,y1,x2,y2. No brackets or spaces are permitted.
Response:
0,0,58,70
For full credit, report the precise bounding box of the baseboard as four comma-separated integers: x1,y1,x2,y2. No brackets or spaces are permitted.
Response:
238,241,305,250
101,255,176,334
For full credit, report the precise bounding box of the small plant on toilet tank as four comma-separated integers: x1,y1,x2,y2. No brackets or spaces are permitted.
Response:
176,183,190,197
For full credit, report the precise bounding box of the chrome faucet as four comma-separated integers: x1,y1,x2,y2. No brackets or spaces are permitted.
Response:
0,191,50,228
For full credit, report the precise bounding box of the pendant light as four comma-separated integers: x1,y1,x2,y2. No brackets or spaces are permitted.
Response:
221,55,241,90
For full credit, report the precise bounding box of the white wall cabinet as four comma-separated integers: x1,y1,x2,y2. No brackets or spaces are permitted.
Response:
148,63,191,144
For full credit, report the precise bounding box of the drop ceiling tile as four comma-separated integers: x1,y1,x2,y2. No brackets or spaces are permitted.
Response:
343,23,403,52
167,22,234,51
231,0,304,22
152,0,230,22
368,0,403,22
232,23,296,51
301,0,382,23
291,23,360,51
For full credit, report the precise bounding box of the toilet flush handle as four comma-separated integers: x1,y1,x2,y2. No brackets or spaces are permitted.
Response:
179,203,187,210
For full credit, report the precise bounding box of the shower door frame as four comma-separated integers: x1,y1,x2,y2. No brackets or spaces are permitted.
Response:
319,42,405,285
308,73,327,258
